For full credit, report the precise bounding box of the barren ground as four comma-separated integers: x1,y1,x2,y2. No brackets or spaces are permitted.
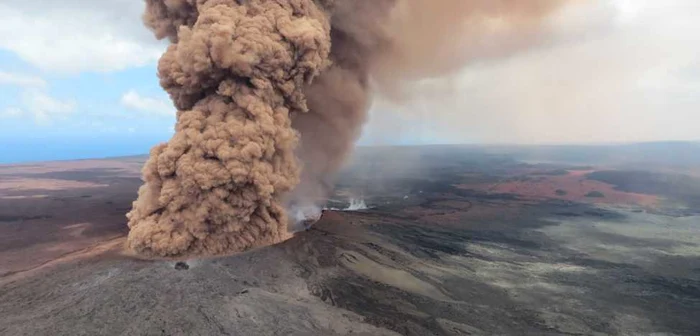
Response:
0,145,699,336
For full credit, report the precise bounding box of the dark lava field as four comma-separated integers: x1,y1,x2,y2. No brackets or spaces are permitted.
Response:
1,144,699,335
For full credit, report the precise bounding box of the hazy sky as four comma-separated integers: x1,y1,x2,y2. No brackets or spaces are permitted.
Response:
0,0,698,161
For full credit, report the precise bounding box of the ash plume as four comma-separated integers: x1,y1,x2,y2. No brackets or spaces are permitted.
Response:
127,0,570,258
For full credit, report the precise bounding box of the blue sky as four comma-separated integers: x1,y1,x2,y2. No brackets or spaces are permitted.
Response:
0,49,174,162
0,0,459,163
0,1,176,163
1,1,699,163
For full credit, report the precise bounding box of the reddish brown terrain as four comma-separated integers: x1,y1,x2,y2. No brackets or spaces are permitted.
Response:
458,169,659,207
0,158,143,284
1,144,699,336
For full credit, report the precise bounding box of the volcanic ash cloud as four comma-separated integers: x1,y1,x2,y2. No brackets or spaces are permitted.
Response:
127,0,570,258
126,0,332,257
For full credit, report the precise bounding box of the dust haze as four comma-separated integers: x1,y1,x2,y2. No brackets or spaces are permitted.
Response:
127,0,573,258
365,0,700,145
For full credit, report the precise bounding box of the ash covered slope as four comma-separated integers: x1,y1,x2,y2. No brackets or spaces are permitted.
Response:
3,208,700,335
0,216,393,336
1,147,700,335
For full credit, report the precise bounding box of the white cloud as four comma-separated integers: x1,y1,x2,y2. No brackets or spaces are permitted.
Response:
1,107,23,118
21,90,76,125
0,1,697,144
615,0,642,22
0,70,74,124
0,71,47,88
1,85,75,124
121,90,174,117
0,1,165,73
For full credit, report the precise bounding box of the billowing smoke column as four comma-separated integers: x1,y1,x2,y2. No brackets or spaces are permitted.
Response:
127,0,569,258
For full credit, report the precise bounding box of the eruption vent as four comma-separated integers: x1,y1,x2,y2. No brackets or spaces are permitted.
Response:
127,0,571,258
127,0,331,257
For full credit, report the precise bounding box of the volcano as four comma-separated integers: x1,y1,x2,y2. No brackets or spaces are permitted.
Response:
1,144,699,335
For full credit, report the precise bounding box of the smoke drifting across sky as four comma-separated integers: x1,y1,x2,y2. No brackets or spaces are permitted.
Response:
126,0,578,258
363,0,700,145
1,1,698,148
